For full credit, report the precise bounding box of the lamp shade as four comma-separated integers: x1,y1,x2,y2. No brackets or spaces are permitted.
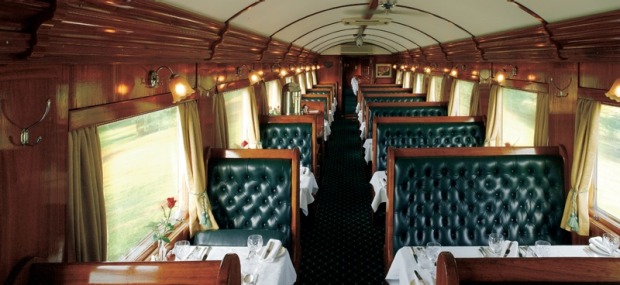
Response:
169,74,195,103
605,78,620,102
495,70,507,82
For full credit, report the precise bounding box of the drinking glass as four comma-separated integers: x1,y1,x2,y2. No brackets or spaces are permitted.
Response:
247,234,263,260
602,233,620,256
426,242,442,264
174,240,190,260
534,240,551,257
488,233,504,256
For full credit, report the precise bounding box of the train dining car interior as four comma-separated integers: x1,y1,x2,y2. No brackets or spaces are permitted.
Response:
4,0,620,284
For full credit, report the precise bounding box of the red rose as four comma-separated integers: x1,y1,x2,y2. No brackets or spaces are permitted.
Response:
166,197,176,209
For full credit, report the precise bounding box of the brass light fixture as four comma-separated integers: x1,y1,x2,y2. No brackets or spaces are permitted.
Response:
494,64,518,83
146,66,194,103
605,78,620,102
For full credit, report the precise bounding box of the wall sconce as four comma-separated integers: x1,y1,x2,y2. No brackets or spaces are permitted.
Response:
604,78,620,102
279,69,288,77
450,64,466,77
271,63,281,73
146,66,195,103
494,64,518,83
424,66,431,74
392,64,398,69
315,64,321,70
248,69,262,85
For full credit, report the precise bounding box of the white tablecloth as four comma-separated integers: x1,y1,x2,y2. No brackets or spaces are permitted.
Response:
358,110,364,124
363,139,373,164
206,246,297,285
386,245,590,285
323,121,331,141
359,122,366,140
328,110,334,125
369,170,386,211
355,102,360,113
299,166,319,216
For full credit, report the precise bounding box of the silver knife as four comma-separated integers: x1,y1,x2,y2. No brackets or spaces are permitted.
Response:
410,247,419,263
414,270,426,285
503,241,514,257
479,246,487,257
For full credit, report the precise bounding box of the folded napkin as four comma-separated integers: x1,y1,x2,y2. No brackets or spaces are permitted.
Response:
259,239,282,262
589,236,618,256
300,166,310,176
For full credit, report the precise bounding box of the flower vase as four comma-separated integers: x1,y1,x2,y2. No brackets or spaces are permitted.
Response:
157,240,168,261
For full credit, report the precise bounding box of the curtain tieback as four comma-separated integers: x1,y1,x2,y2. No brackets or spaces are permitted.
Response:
567,188,579,231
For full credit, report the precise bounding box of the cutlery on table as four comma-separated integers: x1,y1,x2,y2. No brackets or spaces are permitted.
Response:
414,270,426,285
478,246,488,257
503,241,514,257
410,247,419,263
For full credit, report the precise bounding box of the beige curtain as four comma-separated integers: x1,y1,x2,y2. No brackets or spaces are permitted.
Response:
561,98,600,235
533,92,550,146
178,102,219,237
469,82,480,116
248,86,262,149
213,92,229,148
395,70,403,85
68,126,106,262
447,79,459,116
484,85,503,146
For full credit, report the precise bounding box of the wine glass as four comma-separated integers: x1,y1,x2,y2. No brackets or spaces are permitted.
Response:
247,234,263,260
534,240,551,257
174,240,190,260
602,233,620,256
426,242,442,264
488,233,504,256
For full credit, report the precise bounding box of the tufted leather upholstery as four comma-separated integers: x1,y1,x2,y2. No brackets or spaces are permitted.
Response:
363,88,412,94
367,106,448,138
390,153,570,257
260,123,313,169
206,157,293,248
375,121,485,171
365,97,426,103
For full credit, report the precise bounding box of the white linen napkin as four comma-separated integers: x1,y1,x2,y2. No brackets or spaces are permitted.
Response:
259,239,282,262
588,236,618,256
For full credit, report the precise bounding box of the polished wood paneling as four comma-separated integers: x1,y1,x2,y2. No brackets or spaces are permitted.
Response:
0,64,68,283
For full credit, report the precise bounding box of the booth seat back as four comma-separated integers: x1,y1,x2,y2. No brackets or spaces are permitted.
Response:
385,147,570,266
373,117,485,172
366,102,448,139
260,122,313,171
301,96,328,119
365,97,426,103
361,88,413,94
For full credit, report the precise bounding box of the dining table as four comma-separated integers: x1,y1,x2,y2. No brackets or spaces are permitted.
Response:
385,244,598,285
177,245,297,285
299,166,319,216
363,138,372,163
369,170,386,212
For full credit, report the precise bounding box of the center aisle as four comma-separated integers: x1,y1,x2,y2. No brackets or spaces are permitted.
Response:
299,116,385,284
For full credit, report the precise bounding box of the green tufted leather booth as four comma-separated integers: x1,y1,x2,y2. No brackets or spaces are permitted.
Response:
365,96,426,104
194,148,301,271
384,147,570,267
365,102,449,139
362,88,413,94
373,117,485,172
260,123,313,170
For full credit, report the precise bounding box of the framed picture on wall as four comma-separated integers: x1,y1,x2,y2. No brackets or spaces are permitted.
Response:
375,64,392,78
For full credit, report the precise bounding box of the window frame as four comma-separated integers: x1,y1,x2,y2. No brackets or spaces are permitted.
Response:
68,94,194,261
590,100,620,231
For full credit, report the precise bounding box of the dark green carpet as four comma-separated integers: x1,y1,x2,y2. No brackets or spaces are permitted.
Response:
299,117,385,284
343,88,357,116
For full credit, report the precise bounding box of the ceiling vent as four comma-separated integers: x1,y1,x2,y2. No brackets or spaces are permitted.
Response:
341,45,373,55
341,17,391,26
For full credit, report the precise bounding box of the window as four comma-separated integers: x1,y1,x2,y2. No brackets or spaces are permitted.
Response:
452,80,475,116
413,73,425,93
594,104,620,223
98,107,185,261
311,70,317,85
223,87,254,148
395,70,403,85
305,71,313,88
501,87,537,146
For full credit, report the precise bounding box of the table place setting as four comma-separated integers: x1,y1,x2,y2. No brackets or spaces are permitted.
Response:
586,233,620,257
205,235,297,285
363,138,372,163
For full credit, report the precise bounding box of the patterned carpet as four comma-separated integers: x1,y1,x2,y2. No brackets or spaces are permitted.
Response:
299,115,385,284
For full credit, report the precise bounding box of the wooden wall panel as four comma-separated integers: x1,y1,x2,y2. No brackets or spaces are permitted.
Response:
0,64,68,282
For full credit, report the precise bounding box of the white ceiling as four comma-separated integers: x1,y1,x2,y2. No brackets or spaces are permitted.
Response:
157,0,620,55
